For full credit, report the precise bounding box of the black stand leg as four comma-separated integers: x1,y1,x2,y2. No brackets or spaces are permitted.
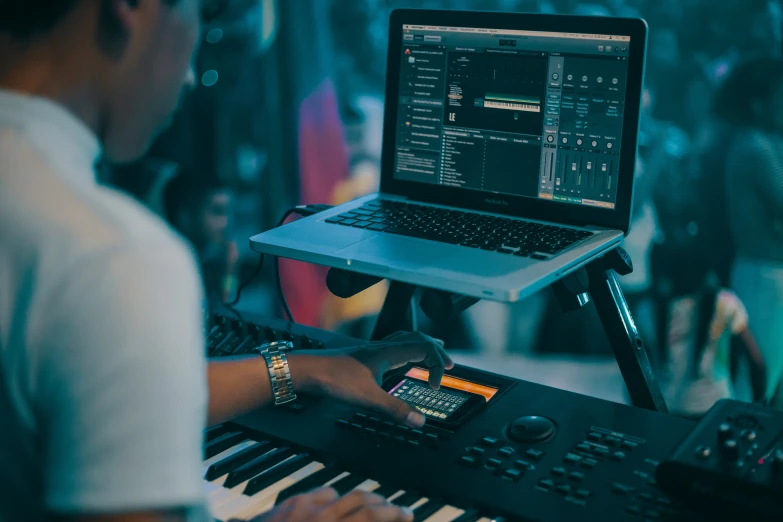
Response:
371,282,417,341
585,250,668,413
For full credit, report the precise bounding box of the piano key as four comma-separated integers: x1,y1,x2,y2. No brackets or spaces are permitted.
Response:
422,505,466,522
274,464,345,505
408,497,429,512
243,453,313,496
324,471,351,487
205,424,228,443
232,462,325,520
414,500,446,522
352,479,380,492
393,490,423,507
224,446,294,489
386,490,406,503
208,455,302,511
210,456,318,520
204,432,246,459
331,473,369,495
203,440,259,474
450,511,482,522
206,441,271,481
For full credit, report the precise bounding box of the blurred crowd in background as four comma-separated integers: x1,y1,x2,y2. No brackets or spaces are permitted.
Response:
105,0,783,416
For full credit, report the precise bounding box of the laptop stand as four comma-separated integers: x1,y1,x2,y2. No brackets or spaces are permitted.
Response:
327,246,668,414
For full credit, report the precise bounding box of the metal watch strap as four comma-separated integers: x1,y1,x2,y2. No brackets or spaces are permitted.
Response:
256,341,297,406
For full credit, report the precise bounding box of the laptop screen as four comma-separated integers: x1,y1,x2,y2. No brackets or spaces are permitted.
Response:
394,24,632,210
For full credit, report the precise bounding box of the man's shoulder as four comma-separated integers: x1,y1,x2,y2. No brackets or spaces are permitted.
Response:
0,129,193,275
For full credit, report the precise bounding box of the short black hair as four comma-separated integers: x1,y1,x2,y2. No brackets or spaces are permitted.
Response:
0,0,215,40
714,58,783,128
0,0,81,38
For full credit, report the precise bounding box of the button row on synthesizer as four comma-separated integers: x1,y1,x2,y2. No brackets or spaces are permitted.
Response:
203,426,504,522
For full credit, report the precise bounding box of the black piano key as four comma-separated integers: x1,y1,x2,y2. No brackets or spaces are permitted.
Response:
243,453,313,496
204,424,228,443
413,500,445,522
205,440,271,481
204,432,246,459
451,510,481,522
392,491,421,507
373,484,401,499
224,447,294,489
275,464,343,506
330,474,368,495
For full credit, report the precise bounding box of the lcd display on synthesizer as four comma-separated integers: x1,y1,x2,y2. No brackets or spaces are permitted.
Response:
384,367,497,427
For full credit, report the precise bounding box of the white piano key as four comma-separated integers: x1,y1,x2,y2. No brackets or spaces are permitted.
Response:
323,471,351,487
203,440,259,474
353,479,380,492
207,448,287,506
408,497,429,511
422,505,466,522
386,490,406,502
477,518,493,522
229,461,325,520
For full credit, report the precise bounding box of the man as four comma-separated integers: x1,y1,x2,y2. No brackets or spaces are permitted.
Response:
0,1,452,521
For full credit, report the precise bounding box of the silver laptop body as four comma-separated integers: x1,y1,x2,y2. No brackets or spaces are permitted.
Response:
250,10,648,303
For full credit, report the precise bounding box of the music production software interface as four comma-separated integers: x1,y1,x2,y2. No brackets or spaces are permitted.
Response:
394,25,631,209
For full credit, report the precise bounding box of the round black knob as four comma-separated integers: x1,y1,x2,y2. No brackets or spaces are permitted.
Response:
508,416,556,443
717,422,733,443
722,439,740,461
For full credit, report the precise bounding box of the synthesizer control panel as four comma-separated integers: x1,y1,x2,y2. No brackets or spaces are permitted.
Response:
205,310,715,522
657,399,783,521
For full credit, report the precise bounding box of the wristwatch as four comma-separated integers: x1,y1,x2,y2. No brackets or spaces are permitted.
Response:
255,341,297,406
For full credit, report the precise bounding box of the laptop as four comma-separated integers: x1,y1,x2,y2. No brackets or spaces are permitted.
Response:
249,10,648,302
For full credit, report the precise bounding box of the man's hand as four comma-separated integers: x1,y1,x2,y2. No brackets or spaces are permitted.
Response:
249,488,413,522
289,332,453,428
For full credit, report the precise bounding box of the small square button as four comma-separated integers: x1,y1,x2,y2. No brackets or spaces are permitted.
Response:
569,472,585,481
621,440,638,450
459,455,478,467
564,453,582,465
610,451,626,461
515,459,532,470
586,432,602,441
551,467,566,476
467,446,485,456
481,437,499,447
574,489,590,499
498,447,515,457
580,458,598,469
538,479,555,490
526,449,545,461
503,468,523,481
556,484,572,495
486,458,502,468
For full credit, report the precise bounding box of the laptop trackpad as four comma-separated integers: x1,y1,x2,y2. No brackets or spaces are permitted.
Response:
335,235,520,278
336,235,448,267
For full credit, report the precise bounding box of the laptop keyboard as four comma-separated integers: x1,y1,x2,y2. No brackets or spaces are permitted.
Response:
324,200,593,259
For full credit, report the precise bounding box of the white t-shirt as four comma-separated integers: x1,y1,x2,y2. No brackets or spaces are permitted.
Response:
0,90,208,519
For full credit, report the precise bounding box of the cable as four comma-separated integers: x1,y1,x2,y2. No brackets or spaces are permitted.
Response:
225,204,333,323
227,254,264,307
275,256,294,322
273,205,333,324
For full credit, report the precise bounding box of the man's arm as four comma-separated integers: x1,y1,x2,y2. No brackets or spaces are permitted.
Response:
206,332,453,428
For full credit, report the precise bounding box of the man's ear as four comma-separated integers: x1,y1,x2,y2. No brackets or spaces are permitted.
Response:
97,0,139,60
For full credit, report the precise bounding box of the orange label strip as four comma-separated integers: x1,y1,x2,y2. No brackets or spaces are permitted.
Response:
405,368,498,401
